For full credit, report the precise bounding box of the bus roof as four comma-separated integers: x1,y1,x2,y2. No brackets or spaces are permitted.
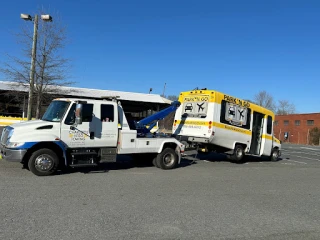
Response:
178,89,275,117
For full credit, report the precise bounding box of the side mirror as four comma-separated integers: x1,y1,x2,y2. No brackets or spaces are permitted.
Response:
75,103,83,125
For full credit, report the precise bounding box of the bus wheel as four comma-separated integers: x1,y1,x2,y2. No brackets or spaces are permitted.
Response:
231,145,245,162
270,148,279,162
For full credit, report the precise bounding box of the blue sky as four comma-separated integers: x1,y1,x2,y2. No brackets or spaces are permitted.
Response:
0,0,319,113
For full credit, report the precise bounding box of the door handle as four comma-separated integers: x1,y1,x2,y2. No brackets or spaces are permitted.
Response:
90,132,94,140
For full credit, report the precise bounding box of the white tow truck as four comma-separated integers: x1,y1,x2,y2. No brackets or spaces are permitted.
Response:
0,97,185,176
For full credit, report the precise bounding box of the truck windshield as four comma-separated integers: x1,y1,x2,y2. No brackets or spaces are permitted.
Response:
42,100,70,122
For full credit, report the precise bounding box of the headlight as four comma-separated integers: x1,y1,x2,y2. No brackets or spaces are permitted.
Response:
6,142,25,148
7,129,14,140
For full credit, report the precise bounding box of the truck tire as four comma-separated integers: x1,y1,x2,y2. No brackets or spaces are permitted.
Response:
28,148,59,176
156,148,178,170
152,156,160,168
270,148,279,162
230,144,245,163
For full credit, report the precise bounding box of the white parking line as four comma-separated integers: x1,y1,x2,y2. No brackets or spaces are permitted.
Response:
286,160,307,164
282,150,320,157
300,147,320,151
281,162,295,165
295,155,320,162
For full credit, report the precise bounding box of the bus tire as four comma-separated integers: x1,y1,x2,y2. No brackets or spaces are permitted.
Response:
28,148,59,176
156,148,178,170
270,148,279,162
231,144,245,162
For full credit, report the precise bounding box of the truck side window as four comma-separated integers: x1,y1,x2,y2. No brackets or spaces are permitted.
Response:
82,104,94,122
101,104,114,122
64,103,76,125
267,115,272,134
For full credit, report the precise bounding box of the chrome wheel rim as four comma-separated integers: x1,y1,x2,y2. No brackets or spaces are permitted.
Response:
163,153,175,166
35,154,54,172
272,150,278,159
236,148,243,158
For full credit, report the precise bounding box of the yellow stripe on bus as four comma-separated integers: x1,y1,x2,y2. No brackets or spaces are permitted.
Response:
174,120,251,135
175,120,277,138
174,120,210,126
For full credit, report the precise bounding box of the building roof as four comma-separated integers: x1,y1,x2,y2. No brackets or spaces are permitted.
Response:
0,81,172,105
276,112,320,117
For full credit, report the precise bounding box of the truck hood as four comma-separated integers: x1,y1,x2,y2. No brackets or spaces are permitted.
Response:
7,119,61,143
9,119,58,130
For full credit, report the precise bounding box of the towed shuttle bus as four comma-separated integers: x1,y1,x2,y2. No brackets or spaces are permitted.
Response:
172,89,281,162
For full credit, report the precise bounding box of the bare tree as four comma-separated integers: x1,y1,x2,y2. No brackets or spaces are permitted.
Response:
244,99,256,104
0,7,73,119
276,100,296,115
309,127,320,145
167,95,178,101
159,95,179,130
253,90,276,111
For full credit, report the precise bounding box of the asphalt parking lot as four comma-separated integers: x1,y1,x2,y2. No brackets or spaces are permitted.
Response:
1,141,320,240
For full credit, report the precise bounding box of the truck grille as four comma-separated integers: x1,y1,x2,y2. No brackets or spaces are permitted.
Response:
1,127,11,146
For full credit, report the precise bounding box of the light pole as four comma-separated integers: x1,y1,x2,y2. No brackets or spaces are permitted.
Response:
20,13,52,120
162,83,166,97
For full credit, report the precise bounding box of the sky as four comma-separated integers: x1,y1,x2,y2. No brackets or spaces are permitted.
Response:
0,0,319,113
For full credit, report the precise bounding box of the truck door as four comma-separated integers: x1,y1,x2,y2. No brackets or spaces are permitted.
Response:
94,103,118,147
61,103,96,148
249,112,264,155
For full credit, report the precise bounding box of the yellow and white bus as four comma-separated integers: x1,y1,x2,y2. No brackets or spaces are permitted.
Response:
172,89,281,162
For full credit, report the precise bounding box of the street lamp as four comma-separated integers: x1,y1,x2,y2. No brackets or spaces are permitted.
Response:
20,13,52,120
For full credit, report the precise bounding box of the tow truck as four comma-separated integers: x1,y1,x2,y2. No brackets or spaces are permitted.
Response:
0,97,184,176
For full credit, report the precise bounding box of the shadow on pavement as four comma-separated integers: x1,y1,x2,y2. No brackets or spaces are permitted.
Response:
54,154,196,176
185,151,284,164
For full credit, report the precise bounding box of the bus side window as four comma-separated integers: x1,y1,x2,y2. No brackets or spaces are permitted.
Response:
267,115,272,134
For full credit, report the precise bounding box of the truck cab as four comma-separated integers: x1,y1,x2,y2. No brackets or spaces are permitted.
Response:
0,97,185,176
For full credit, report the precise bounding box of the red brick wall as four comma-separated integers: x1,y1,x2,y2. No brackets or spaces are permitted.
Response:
274,113,320,144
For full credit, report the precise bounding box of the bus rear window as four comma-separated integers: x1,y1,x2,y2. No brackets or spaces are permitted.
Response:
181,101,208,118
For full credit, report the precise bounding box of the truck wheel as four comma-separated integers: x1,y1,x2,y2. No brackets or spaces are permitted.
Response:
28,148,59,176
270,148,279,162
152,156,160,168
230,145,245,162
156,148,178,170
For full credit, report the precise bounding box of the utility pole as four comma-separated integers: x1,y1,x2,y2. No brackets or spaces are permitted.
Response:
26,14,38,120
162,83,166,97
22,95,26,119
21,13,52,120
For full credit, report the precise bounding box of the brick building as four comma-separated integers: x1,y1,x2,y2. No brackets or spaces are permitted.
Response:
274,113,320,145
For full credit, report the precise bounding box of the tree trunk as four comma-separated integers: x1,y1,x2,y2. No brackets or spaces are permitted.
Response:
36,92,42,119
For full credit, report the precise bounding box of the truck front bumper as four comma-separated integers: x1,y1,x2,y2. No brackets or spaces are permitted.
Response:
0,145,27,162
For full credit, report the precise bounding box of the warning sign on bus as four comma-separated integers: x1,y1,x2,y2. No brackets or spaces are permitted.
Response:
183,95,209,102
